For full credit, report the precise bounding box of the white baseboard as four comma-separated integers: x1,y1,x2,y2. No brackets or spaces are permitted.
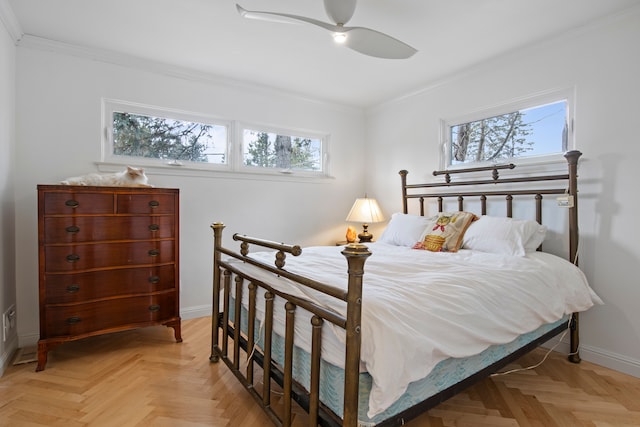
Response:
578,344,640,378
18,332,39,348
0,335,19,376
544,335,640,378
179,304,211,320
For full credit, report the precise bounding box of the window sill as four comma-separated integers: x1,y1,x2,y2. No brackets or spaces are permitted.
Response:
96,162,336,183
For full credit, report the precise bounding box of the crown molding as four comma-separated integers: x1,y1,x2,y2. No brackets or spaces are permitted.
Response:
0,0,23,44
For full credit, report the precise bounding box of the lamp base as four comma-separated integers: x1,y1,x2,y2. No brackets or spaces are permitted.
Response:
358,223,373,242
358,233,373,243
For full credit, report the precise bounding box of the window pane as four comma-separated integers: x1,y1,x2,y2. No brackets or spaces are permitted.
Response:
112,112,227,164
449,100,567,165
242,129,322,171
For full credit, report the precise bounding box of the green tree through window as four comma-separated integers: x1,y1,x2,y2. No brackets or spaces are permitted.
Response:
243,130,321,171
104,100,328,176
113,112,226,163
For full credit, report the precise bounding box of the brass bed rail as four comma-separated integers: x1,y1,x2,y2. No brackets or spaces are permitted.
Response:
211,223,371,427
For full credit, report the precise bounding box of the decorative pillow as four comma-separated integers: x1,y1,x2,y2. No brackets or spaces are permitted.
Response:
377,213,431,247
413,211,477,252
462,215,547,256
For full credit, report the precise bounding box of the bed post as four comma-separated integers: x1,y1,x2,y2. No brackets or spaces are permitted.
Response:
210,222,225,363
399,170,409,214
341,243,372,427
565,150,582,363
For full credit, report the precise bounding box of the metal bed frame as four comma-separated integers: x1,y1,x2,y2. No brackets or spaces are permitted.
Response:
209,150,583,426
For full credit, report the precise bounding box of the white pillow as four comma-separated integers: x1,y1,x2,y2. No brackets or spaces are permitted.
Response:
378,213,431,247
523,223,548,251
462,215,547,256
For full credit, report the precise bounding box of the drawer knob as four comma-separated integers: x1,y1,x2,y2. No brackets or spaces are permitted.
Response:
148,224,160,232
66,225,80,234
66,254,80,262
149,304,161,312
148,249,160,257
149,200,160,208
66,317,81,324
66,284,80,293
148,276,160,284
65,199,79,208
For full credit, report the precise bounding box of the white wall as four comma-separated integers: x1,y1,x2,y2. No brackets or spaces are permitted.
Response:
14,42,366,346
0,5,17,373
10,4,640,381
365,9,640,377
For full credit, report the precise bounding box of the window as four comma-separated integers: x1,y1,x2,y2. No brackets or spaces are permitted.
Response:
102,99,329,178
241,128,324,173
442,91,573,168
103,100,229,170
112,112,228,164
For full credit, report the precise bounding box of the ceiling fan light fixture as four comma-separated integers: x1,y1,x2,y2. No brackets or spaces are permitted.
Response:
236,1,418,59
333,32,347,44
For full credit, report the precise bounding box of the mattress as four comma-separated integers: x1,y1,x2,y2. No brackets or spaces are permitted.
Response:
224,242,601,417
231,301,567,425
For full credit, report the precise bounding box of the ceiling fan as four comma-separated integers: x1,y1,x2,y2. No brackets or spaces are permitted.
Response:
235,0,417,59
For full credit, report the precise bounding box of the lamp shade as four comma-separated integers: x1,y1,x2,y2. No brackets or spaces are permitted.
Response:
345,197,385,224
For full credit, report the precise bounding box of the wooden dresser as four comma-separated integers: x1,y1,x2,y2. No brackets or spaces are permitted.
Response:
36,185,181,371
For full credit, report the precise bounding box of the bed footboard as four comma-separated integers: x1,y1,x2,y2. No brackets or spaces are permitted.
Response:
210,223,370,427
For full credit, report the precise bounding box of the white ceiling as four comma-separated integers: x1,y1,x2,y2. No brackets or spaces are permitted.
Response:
7,0,639,108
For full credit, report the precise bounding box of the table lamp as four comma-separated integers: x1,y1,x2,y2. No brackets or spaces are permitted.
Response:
345,196,384,242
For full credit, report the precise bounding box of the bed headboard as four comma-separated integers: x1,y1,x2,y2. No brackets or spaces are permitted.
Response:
399,150,582,265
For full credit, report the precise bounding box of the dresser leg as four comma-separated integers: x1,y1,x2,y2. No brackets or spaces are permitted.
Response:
36,342,48,372
165,319,182,343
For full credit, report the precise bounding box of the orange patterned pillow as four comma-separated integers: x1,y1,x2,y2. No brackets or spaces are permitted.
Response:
413,212,477,252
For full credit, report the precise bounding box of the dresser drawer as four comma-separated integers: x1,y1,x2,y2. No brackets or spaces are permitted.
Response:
43,192,114,215
44,265,176,304
43,292,177,337
45,240,175,272
43,215,175,243
117,193,176,214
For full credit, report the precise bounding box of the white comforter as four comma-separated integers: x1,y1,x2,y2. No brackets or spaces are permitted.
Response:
227,242,602,418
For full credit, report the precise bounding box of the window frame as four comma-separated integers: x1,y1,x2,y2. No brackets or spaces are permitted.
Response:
101,99,331,180
102,99,232,172
439,88,575,170
237,121,330,178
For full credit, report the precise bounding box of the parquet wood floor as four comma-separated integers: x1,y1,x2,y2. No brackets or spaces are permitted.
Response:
1,317,638,426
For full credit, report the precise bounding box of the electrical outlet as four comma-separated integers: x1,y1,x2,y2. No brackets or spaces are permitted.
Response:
556,195,574,208
3,305,16,342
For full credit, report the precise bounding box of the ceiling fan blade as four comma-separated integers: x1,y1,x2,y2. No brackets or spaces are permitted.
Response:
236,4,338,31
342,26,417,59
236,3,417,60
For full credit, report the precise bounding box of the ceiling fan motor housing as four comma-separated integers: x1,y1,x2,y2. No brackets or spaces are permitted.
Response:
324,0,357,25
